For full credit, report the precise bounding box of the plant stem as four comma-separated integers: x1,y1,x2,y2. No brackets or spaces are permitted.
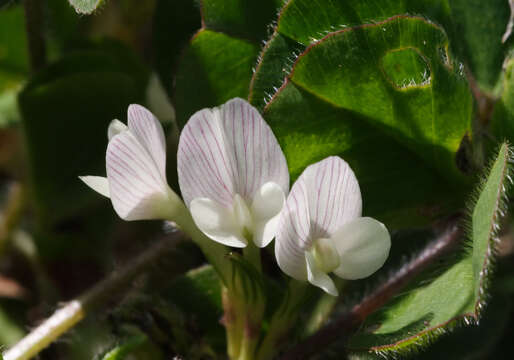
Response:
243,240,261,273
279,217,463,360
256,280,308,360
23,0,47,72
2,233,186,360
223,287,243,359
166,191,232,285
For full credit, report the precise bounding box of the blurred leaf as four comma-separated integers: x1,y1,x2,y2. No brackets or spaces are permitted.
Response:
101,334,147,360
45,0,82,50
0,4,28,129
264,16,472,227
162,265,225,350
200,0,283,41
18,44,148,261
173,0,283,126
0,85,21,128
68,0,104,14
0,4,29,74
448,0,511,93
153,0,201,95
492,57,514,145
347,142,512,357
0,305,24,346
174,29,260,126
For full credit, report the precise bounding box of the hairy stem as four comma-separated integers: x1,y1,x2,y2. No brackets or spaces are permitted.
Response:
280,216,463,360
23,0,47,72
2,233,186,360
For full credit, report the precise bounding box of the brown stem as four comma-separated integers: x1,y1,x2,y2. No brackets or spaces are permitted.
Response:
280,216,463,360
3,232,188,360
23,0,47,72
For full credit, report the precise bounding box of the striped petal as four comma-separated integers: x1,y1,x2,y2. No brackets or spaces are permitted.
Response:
127,104,167,183
79,176,110,198
275,156,363,291
178,98,289,208
106,128,171,221
301,156,362,239
275,177,310,281
332,217,391,280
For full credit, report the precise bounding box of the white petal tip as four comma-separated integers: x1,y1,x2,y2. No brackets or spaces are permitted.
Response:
108,119,128,140
79,176,110,198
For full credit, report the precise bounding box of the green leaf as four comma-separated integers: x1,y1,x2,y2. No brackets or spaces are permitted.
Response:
0,85,21,128
448,0,511,93
0,306,25,346
174,29,260,126
162,265,225,350
101,334,148,360
153,0,202,96
200,0,284,41
347,142,512,357
0,5,29,75
414,295,512,360
264,15,472,227
19,48,144,228
492,58,514,146
0,4,29,129
249,0,453,110
172,0,283,126
68,0,104,14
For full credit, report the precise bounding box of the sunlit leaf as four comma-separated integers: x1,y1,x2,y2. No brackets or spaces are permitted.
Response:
264,15,472,227
347,142,512,357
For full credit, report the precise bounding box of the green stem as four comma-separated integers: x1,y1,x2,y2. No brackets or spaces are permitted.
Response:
223,287,244,359
303,279,346,336
242,239,261,273
238,333,258,360
165,189,232,284
2,234,186,360
256,280,308,360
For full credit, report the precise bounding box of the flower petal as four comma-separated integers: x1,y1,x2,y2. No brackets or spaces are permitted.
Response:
79,176,110,198
127,104,167,181
301,156,362,239
275,156,362,283
251,182,285,247
178,98,289,209
306,252,338,296
219,98,289,200
190,197,247,248
108,119,128,140
106,131,170,220
275,177,310,281
332,217,391,280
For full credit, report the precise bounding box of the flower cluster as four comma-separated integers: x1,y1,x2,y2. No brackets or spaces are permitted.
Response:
81,98,390,295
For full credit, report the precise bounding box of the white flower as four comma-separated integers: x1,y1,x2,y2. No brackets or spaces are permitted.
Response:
177,98,289,248
80,104,179,221
275,156,391,296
